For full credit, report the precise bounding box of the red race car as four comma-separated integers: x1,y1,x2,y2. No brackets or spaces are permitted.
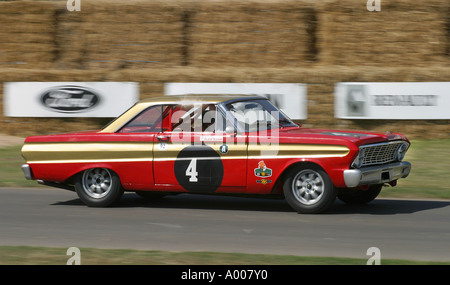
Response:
21,94,411,213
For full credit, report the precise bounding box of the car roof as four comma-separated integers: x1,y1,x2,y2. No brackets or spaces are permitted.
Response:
101,94,266,133
139,94,264,105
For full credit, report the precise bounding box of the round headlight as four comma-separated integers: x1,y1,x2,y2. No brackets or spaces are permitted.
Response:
352,149,364,168
396,142,408,161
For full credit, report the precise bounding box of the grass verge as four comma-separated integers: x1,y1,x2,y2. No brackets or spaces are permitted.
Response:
378,139,450,199
0,145,39,188
0,245,448,265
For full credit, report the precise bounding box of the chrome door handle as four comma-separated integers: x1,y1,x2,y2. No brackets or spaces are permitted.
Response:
156,135,170,142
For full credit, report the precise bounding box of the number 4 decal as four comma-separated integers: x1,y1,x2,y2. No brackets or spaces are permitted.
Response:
174,146,224,192
186,158,198,182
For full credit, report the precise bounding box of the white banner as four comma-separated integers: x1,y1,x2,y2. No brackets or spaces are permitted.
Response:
164,83,307,120
4,82,139,117
335,82,450,120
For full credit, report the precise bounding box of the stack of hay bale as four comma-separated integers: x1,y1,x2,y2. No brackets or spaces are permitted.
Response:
187,0,314,67
0,1,57,69
0,0,449,137
317,0,449,67
56,0,186,69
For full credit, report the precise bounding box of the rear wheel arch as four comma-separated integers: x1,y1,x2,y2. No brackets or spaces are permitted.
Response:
68,164,124,185
74,167,124,207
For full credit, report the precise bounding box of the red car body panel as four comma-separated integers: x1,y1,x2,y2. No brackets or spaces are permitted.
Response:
23,127,407,192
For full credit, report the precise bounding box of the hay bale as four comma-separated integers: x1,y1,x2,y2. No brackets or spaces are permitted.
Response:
0,1,56,68
55,0,186,69
0,1,58,69
317,0,449,66
187,0,314,67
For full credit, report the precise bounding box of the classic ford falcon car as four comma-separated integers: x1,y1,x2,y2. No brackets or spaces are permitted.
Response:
21,94,411,213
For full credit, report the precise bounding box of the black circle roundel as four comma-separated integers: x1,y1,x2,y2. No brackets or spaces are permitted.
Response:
174,145,224,193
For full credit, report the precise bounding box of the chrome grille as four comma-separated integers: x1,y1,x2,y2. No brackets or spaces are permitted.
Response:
360,141,406,167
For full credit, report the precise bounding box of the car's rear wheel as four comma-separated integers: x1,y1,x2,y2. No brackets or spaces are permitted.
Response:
337,184,383,205
75,168,124,207
283,164,337,214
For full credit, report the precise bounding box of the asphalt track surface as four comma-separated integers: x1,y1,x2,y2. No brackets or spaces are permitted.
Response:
1,187,450,262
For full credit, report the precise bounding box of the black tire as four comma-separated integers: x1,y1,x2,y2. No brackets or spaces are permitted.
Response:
283,164,337,214
337,184,383,205
75,168,124,207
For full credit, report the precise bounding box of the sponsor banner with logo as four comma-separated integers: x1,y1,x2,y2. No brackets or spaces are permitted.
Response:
164,83,307,120
335,82,450,120
4,82,139,117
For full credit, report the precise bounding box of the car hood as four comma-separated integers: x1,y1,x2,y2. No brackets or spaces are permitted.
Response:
24,127,408,147
271,127,408,147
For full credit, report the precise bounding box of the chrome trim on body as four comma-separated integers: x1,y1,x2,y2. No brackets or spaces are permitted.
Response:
21,164,32,180
344,161,411,188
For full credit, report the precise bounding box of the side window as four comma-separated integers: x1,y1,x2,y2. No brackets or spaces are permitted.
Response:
202,104,218,132
170,104,197,132
118,105,162,133
169,104,221,133
161,105,175,131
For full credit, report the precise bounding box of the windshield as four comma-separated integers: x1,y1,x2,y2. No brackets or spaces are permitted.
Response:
224,99,297,132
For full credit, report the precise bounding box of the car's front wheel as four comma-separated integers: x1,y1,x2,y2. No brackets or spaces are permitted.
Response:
283,164,337,214
75,168,124,207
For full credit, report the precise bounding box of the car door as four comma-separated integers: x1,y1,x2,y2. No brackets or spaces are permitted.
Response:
153,103,247,193
113,104,163,190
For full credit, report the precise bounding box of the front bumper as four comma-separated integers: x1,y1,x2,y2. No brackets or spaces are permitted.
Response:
343,161,411,188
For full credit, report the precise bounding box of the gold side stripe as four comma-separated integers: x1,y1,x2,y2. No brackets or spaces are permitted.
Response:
22,142,153,163
154,154,346,162
28,158,152,164
28,154,347,164
23,142,349,163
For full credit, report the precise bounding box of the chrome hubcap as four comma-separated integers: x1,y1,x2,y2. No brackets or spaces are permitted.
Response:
82,168,112,199
292,169,324,205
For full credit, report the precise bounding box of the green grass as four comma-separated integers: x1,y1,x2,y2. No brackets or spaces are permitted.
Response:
0,145,39,188
0,246,448,265
379,139,450,199
4,139,450,199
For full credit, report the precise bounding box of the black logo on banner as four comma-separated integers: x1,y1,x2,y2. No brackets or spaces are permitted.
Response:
40,85,100,113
